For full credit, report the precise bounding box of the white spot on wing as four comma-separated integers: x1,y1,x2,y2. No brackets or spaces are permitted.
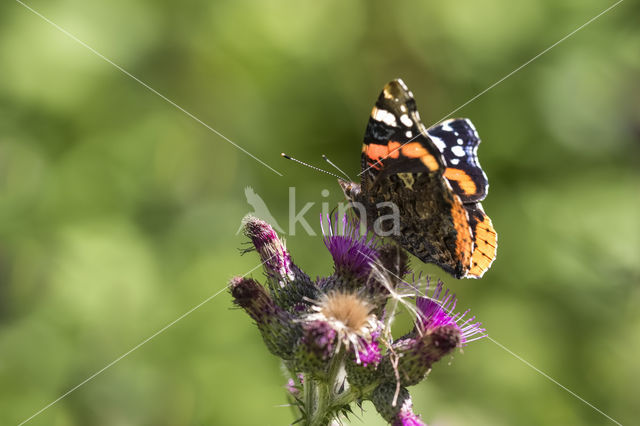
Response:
400,114,413,127
457,138,463,145
451,146,465,157
429,134,446,151
405,130,413,138
450,158,460,165
372,107,397,127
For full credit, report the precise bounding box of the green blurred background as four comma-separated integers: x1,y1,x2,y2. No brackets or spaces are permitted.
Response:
1,0,639,425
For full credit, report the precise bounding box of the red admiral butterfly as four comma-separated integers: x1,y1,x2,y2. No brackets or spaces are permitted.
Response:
339,79,497,279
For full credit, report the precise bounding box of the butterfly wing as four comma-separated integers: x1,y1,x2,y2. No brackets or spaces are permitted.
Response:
356,80,474,278
463,203,497,278
360,79,445,189
427,118,497,278
427,118,488,203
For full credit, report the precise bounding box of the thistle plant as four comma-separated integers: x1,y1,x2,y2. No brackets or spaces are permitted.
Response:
230,215,486,425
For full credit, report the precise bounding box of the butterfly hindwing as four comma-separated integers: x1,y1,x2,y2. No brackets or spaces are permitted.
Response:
464,203,497,278
362,171,473,279
427,118,488,203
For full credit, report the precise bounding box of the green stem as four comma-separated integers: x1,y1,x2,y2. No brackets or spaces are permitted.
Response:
310,382,329,426
308,349,346,426
304,374,315,424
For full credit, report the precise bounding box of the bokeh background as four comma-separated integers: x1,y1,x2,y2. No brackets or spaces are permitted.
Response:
1,0,639,425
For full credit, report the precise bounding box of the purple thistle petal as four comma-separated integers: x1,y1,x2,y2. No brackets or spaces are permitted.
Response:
286,374,304,396
392,399,426,426
295,320,339,378
286,378,298,395
357,334,382,367
302,320,338,360
416,281,485,345
321,213,380,278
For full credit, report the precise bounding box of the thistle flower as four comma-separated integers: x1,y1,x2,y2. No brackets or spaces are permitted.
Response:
416,280,486,345
295,320,338,379
303,291,380,364
230,214,485,425
321,214,379,280
393,400,426,426
379,281,486,386
358,330,382,367
344,330,383,390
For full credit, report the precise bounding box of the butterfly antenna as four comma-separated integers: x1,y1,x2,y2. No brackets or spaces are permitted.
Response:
321,154,352,181
281,153,343,179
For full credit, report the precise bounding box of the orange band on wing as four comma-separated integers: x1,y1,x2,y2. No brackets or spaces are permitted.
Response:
400,143,439,171
468,214,497,278
387,141,401,158
444,168,477,196
451,196,472,271
364,141,402,168
420,154,439,171
365,141,439,172
401,142,428,158
365,144,389,160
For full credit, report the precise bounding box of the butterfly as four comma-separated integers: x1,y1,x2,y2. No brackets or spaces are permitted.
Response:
339,79,497,279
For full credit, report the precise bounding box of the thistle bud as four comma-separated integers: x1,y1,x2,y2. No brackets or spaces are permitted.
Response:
242,216,294,285
345,336,382,389
372,383,425,426
229,276,300,359
382,325,461,386
294,320,337,379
